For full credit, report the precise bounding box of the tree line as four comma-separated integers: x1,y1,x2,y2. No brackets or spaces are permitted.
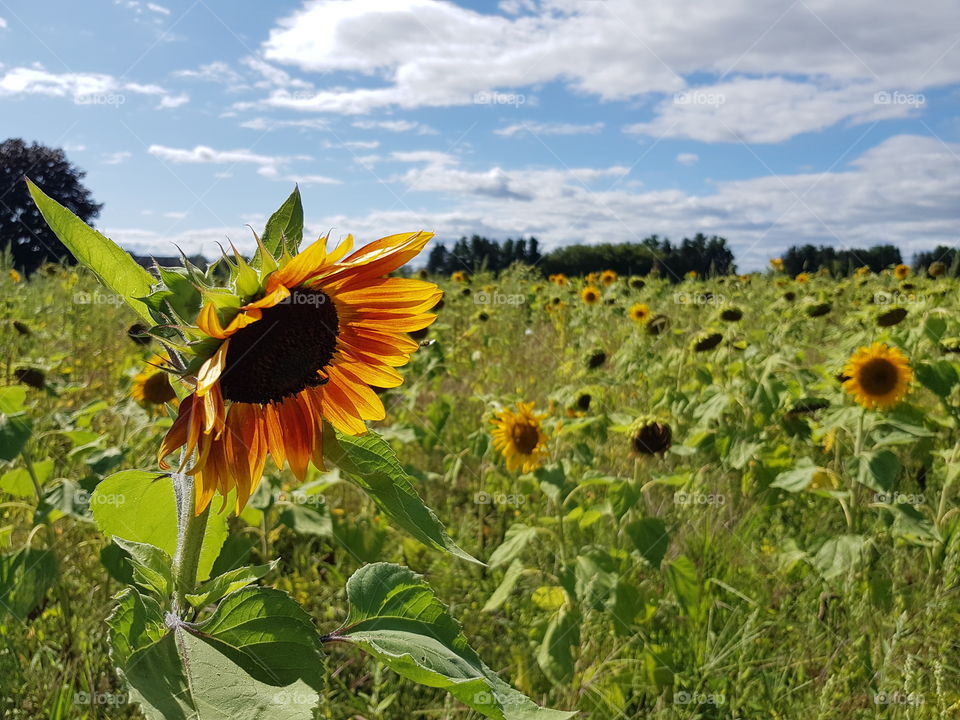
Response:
2,139,958,278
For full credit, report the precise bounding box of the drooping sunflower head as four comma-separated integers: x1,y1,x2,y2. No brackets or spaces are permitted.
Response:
629,416,672,456
877,307,908,327
692,332,723,352
580,286,601,305
629,277,645,290
157,227,440,514
719,306,743,322
14,367,45,389
842,342,912,410
928,261,947,278
894,264,911,280
127,323,152,346
12,320,30,336
132,354,178,412
586,348,607,369
646,314,670,335
629,303,651,323
490,402,548,473
599,270,618,286
806,302,832,318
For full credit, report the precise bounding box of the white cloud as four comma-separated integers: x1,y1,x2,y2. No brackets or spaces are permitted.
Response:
239,117,329,131
676,153,699,166
163,211,187,219
351,119,438,135
102,151,132,165
495,121,604,137
0,66,186,108
0,17,7,29
285,174,342,185
147,144,318,181
157,92,189,109
63,143,87,152
256,0,960,139
175,61,247,89
145,3,170,15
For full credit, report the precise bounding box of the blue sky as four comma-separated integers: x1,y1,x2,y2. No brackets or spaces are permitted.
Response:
2,0,959,270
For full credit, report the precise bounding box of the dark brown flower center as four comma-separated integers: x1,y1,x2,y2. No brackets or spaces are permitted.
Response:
143,372,177,404
858,358,898,396
511,422,540,455
220,289,339,404
632,422,672,455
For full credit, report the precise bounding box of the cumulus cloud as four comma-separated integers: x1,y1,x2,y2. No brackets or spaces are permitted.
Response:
102,151,132,165
676,153,699,166
0,17,7,29
351,119,438,134
254,0,960,140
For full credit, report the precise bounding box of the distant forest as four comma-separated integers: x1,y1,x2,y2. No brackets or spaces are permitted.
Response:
426,235,960,280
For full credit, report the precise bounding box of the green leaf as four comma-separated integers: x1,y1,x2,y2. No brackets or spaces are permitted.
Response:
482,559,524,612
537,607,580,685
0,387,26,414
624,517,669,569
488,523,539,569
155,266,203,324
91,470,228,581
186,562,276,608
0,412,32,462
813,535,866,581
886,504,941,546
113,538,173,597
1,460,52,497
771,457,818,493
325,427,480,564
277,503,333,538
914,360,959,399
664,555,704,621
0,547,57,621
109,587,322,719
334,563,575,720
27,178,156,323
259,186,303,262
854,451,899,493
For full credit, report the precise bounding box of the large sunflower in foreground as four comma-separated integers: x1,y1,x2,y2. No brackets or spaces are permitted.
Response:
159,231,440,514
491,402,548,473
841,342,912,410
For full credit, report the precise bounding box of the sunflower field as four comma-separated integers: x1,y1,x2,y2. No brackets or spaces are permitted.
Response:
1,188,960,719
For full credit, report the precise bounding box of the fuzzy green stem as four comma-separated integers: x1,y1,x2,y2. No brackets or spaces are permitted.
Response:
171,469,209,614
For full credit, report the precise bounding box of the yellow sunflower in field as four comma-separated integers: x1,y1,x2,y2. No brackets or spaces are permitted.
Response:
769,258,784,272
795,272,811,284
8,269,21,283
893,264,911,280
491,402,548,472
599,270,618,286
452,270,469,283
132,354,179,413
549,273,569,286
854,266,871,277
158,231,440,514
581,286,601,305
842,343,912,410
629,303,651,323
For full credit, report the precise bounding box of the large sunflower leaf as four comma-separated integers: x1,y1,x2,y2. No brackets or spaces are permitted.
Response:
0,547,57,621
109,587,322,720
325,427,481,565
27,179,155,323
91,470,229,581
331,563,576,720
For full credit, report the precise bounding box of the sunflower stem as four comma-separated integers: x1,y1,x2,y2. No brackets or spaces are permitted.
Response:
171,467,209,615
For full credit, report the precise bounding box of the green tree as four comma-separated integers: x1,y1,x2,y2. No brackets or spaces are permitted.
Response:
1,139,102,274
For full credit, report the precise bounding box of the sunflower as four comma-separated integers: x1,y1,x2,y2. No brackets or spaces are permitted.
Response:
599,270,618,286
133,354,179,412
854,266,871,277
692,332,723,352
842,343,912,410
549,273,569,286
490,402,548,473
769,258,784,272
452,270,469,283
719,306,743,322
795,272,811,283
128,323,152,346
8,269,21,283
629,417,672,456
928,261,947,277
629,303,651,323
893,264,911,280
877,307,908,327
646,314,670,335
580,286,601,305
158,231,440,514
686,270,698,280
